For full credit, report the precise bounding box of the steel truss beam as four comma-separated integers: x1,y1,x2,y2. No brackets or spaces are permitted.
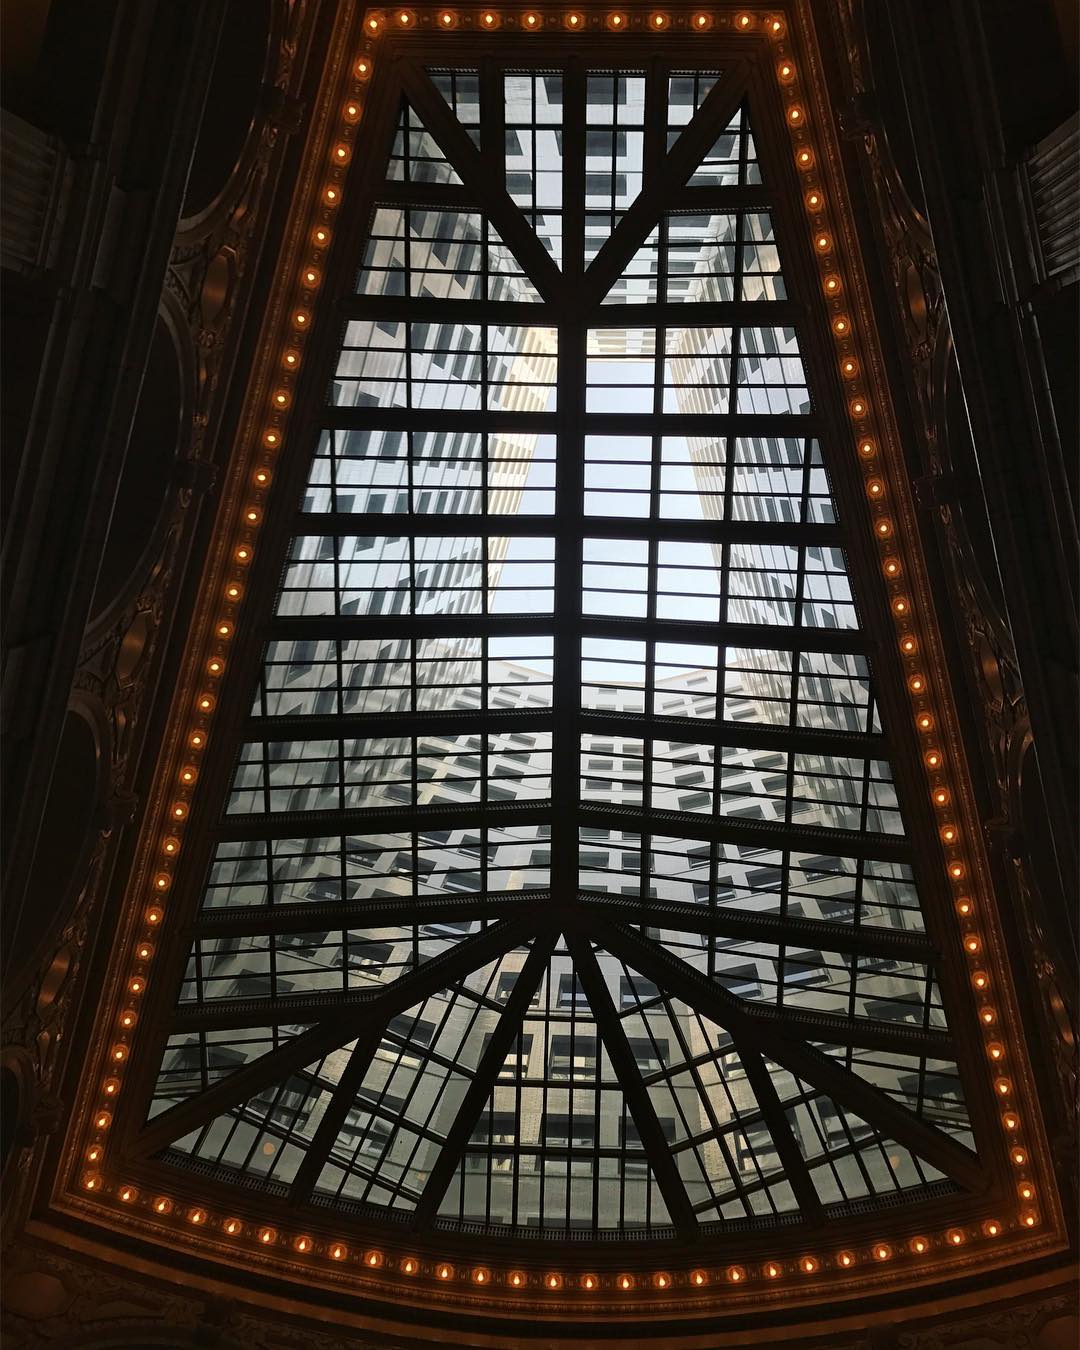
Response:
594,920,982,1192
132,915,533,1157
190,889,935,967
566,929,699,1236
242,709,887,764
412,931,559,1225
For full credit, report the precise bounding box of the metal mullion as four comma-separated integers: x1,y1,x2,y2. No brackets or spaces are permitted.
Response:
566,929,697,1235
550,63,586,908
324,407,813,435
643,59,666,194
479,57,504,189
847,850,869,1033
640,297,664,873
294,512,846,547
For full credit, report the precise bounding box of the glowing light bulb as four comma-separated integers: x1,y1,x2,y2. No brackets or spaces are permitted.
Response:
330,1244,347,1260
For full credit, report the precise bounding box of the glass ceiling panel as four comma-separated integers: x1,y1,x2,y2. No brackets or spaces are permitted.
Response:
143,60,976,1241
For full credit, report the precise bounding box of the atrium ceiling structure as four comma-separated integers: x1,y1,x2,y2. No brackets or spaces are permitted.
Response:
42,5,1069,1343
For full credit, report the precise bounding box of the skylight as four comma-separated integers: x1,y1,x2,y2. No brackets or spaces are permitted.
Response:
135,55,979,1241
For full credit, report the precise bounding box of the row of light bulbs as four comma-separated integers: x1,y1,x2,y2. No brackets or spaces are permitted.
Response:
77,1170,1041,1288
779,36,1038,1222
82,11,1039,1285
362,9,785,35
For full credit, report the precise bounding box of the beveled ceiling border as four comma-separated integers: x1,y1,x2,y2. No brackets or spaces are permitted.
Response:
50,1,1067,1327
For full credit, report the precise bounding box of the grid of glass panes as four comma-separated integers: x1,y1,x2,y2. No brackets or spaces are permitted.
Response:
585,72,646,274
438,946,677,1231
583,434,833,522
389,100,463,185
584,324,809,414
576,733,901,834
505,72,564,267
607,210,785,306
225,731,553,815
253,634,555,718
579,537,854,628
683,98,760,187
304,428,556,517
331,320,558,412
576,830,927,933
581,637,879,733
275,535,555,618
429,69,482,146
356,207,541,302
201,826,551,912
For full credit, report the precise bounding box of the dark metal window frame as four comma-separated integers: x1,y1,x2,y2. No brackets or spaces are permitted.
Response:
114,32,1001,1261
